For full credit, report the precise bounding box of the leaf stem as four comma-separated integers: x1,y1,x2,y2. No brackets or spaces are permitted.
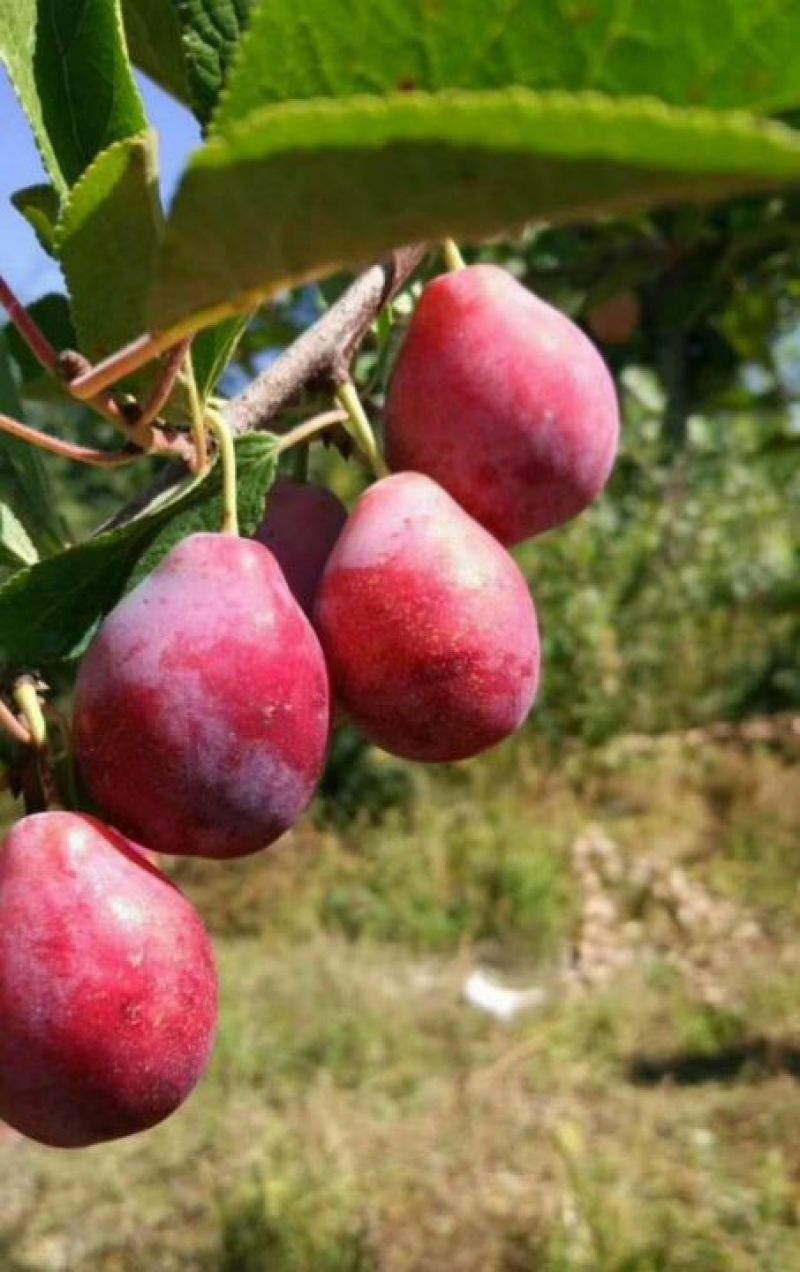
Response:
13,678,46,750
334,380,389,478
205,407,238,535
0,411,140,468
274,408,348,456
442,239,466,272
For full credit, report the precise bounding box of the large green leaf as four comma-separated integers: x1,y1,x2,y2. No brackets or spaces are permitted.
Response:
217,0,800,129
56,131,163,364
0,334,67,555
121,0,191,105
172,0,254,125
150,90,800,332
0,0,147,193
0,432,277,668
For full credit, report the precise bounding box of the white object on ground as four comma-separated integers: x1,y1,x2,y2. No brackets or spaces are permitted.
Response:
463,969,548,1023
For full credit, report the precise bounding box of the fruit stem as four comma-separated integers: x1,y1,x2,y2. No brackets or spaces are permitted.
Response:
205,407,239,535
442,239,466,272
334,380,389,479
274,408,348,456
13,678,47,750
183,350,210,475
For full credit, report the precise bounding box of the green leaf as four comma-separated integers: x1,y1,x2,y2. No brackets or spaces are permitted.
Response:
192,314,251,401
56,131,163,364
216,0,800,128
0,432,277,668
171,0,254,125
11,184,62,256
0,334,67,555
4,295,75,390
0,0,148,193
0,504,38,569
121,0,191,105
150,90,800,331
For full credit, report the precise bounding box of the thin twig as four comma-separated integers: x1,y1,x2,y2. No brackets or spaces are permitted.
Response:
0,283,122,425
0,698,31,747
68,331,176,400
0,275,59,371
136,337,193,431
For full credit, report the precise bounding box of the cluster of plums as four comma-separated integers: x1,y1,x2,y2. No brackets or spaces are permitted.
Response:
0,265,618,1148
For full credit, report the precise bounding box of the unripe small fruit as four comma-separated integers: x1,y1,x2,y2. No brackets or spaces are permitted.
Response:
385,264,619,544
254,477,346,616
316,472,539,762
74,533,330,859
0,812,217,1148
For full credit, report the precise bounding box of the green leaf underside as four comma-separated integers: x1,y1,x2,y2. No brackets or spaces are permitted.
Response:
0,0,147,193
0,335,67,556
56,131,163,364
150,89,800,331
172,0,254,125
0,433,277,668
0,504,38,568
121,0,191,105
216,0,800,130
11,184,62,256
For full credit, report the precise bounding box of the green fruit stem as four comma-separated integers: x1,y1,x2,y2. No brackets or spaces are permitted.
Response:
334,380,389,479
13,678,47,750
205,408,239,536
442,239,467,272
